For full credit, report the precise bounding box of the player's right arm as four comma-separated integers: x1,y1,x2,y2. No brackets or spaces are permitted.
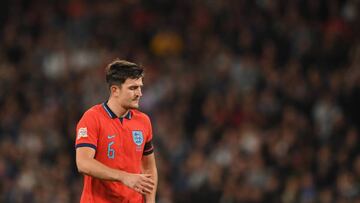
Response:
76,147,155,194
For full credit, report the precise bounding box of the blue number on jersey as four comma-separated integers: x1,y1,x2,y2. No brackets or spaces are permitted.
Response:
107,141,115,159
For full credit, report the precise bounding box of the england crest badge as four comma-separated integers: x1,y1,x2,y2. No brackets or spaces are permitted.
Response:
132,130,144,146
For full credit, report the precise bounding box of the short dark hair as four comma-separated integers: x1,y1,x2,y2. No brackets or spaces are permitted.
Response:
105,59,144,88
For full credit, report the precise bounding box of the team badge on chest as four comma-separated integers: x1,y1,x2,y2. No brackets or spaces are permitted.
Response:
132,130,144,146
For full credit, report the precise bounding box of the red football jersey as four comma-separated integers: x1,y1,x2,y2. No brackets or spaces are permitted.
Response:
75,102,154,203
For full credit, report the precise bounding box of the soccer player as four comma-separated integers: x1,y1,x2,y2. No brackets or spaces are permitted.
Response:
75,59,158,203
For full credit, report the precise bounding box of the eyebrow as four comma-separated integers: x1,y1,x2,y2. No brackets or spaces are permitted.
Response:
129,84,143,87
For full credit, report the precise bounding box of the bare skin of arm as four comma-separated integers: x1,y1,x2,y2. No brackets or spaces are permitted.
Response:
142,153,158,203
76,147,155,195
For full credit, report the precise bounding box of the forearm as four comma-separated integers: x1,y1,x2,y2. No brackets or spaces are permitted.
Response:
77,157,127,182
144,165,158,202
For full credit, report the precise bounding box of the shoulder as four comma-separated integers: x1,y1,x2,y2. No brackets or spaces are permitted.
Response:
80,104,104,121
131,109,151,123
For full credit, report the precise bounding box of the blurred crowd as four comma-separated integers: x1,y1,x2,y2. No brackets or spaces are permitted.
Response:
0,0,360,202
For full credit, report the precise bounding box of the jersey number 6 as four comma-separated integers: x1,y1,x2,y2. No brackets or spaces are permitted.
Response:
107,141,115,159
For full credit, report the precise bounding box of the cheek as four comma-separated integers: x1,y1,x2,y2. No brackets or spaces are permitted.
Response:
117,92,128,102
125,92,135,100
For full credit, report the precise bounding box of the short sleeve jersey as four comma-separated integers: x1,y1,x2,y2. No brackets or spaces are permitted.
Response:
75,102,154,203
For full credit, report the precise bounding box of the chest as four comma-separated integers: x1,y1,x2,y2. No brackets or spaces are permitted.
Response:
96,118,148,166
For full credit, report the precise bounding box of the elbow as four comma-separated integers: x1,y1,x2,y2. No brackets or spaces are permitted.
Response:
76,158,88,174
77,165,85,174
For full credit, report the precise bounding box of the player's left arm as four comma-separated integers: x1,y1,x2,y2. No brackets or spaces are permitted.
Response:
142,153,158,203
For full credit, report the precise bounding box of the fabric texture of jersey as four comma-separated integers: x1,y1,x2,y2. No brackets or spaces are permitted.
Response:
75,102,154,203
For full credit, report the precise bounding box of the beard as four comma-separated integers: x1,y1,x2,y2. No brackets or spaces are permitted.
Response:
124,98,140,109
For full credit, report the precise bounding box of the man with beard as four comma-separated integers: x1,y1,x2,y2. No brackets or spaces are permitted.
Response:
75,59,157,203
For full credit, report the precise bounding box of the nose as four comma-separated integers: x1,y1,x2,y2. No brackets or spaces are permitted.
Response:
137,88,142,97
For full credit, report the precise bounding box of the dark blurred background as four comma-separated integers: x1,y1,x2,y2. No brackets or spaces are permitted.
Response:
0,0,359,202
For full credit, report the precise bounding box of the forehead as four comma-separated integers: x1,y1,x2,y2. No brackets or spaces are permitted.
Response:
123,77,143,86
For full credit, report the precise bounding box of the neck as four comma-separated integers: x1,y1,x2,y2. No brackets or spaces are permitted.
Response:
107,98,128,118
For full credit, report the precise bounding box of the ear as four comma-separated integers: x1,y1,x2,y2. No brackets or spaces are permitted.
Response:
110,85,120,96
